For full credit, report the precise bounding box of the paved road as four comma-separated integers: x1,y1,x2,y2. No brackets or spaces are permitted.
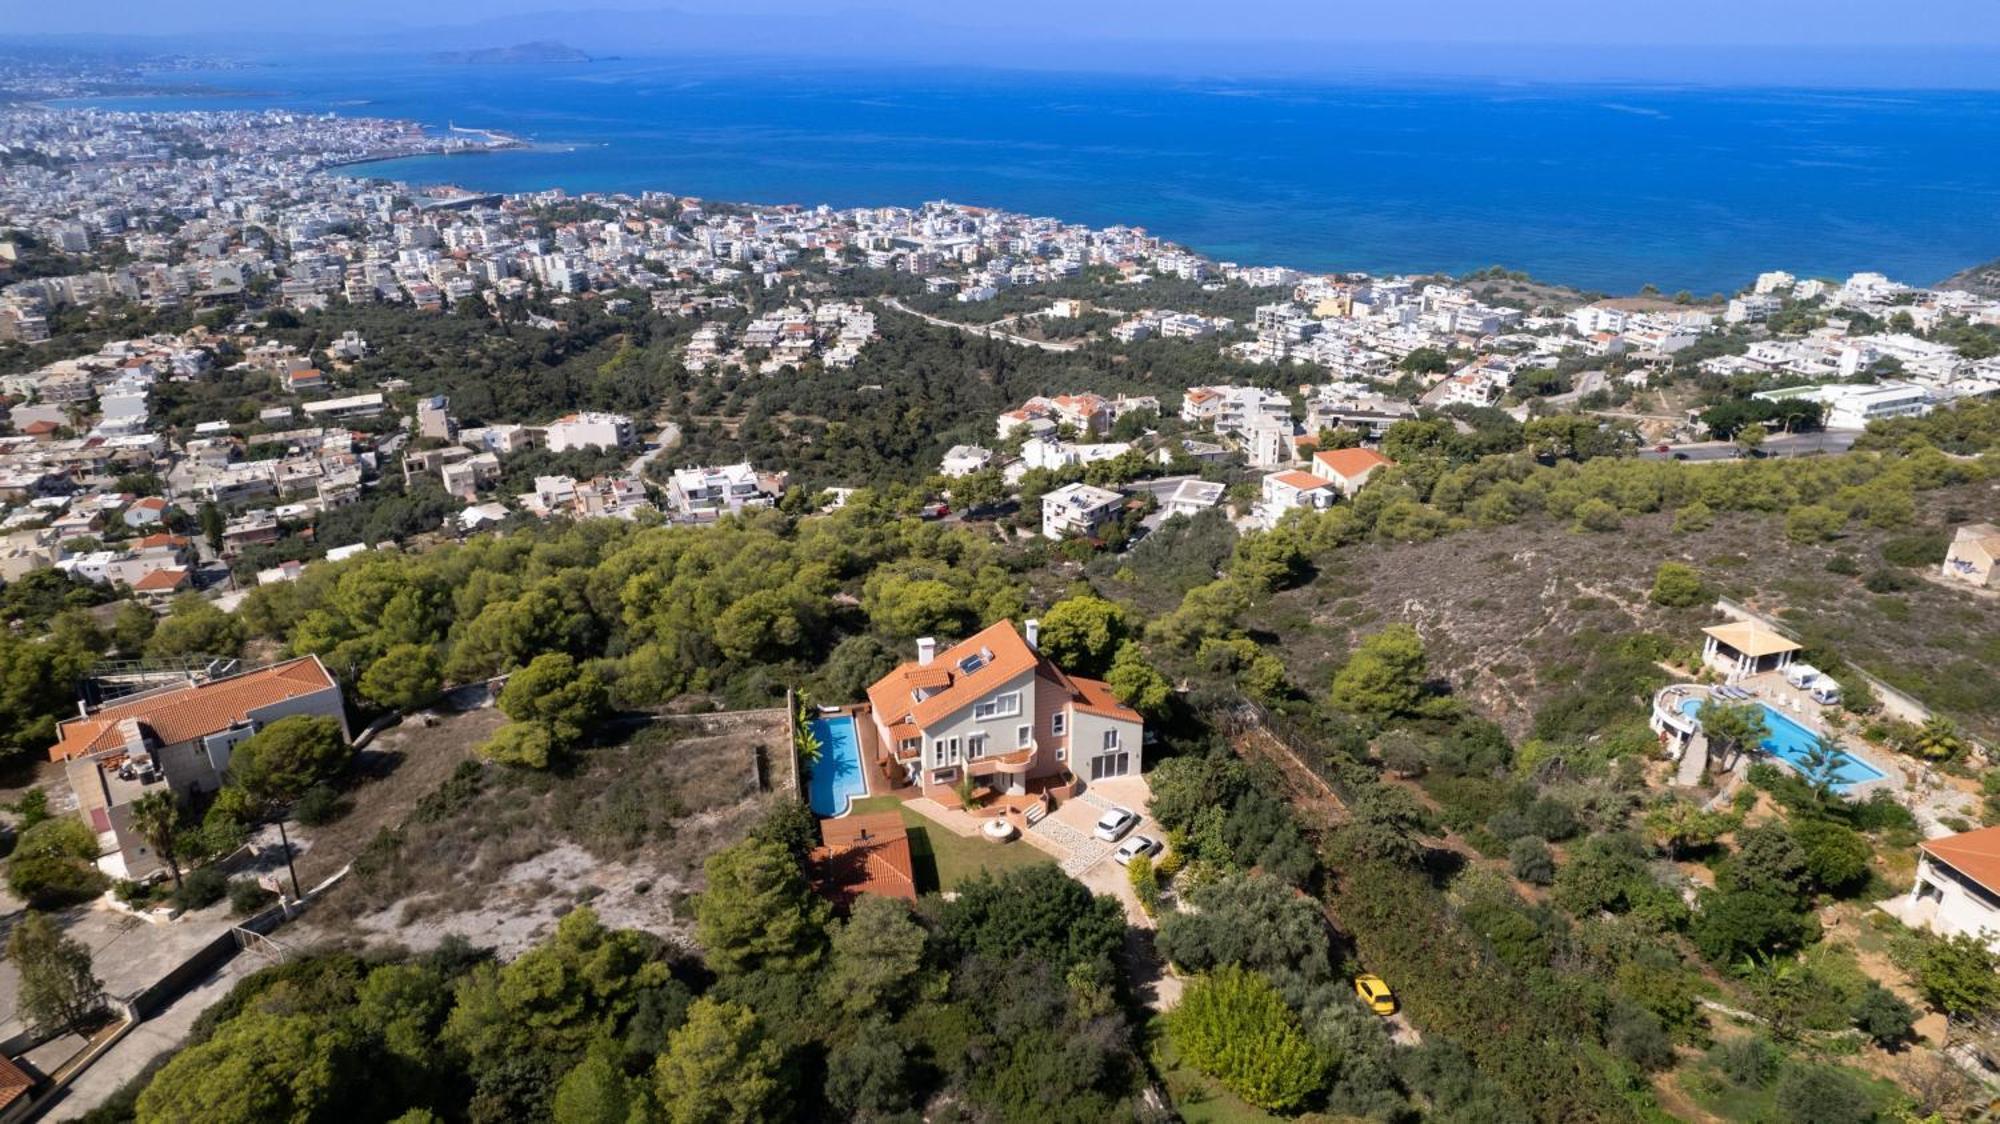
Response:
1637,429,1860,463
624,422,682,478
880,298,1083,353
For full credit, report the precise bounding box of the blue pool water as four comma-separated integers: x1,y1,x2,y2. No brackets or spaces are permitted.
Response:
807,715,868,818
1679,698,1885,790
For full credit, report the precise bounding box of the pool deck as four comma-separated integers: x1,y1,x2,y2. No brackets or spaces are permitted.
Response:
1651,674,1903,802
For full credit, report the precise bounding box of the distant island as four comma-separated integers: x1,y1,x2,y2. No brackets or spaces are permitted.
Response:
429,41,591,65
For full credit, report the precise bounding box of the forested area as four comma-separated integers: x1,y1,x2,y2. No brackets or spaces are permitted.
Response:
93,826,1147,1124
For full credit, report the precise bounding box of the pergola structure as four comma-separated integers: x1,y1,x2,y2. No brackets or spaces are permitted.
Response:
1701,621,1802,681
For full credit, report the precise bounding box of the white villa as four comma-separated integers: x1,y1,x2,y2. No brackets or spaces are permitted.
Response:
1904,825,2000,951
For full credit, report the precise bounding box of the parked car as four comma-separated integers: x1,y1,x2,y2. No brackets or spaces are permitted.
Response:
919,501,950,519
1654,443,1672,453
1093,807,1139,842
1354,973,1397,1016
1113,834,1163,865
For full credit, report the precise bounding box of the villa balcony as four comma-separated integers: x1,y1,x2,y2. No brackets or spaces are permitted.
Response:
967,744,1036,778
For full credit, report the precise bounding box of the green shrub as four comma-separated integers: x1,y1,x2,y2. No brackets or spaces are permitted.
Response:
1772,1064,1875,1124
293,785,348,827
1649,562,1706,608
1127,855,1159,919
176,866,228,911
1849,982,1915,1046
1168,966,1328,1112
1880,531,1949,568
227,878,276,916
1507,836,1555,885
1710,1036,1780,1088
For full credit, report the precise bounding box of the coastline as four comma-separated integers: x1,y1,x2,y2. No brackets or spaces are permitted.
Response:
43,70,2000,295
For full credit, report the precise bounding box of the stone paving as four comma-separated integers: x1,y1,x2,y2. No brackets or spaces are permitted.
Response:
1030,815,1117,876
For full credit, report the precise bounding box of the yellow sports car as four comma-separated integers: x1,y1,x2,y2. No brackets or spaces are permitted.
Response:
1354,973,1397,1016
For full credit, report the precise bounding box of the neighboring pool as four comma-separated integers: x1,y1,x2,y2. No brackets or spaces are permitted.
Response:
1678,697,1885,790
807,714,868,817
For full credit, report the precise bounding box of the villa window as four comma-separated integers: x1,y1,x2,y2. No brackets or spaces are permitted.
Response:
1102,729,1120,751
1051,712,1067,738
1056,746,1067,762
973,691,1021,720
1016,724,1032,748
967,734,988,759
931,739,945,767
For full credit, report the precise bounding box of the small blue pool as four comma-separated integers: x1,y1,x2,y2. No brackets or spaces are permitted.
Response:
1678,698,1884,790
807,715,868,817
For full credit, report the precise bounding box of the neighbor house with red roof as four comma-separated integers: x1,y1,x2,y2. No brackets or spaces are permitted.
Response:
810,811,918,910
865,619,1142,802
1310,447,1394,497
52,656,347,880
1905,824,2000,951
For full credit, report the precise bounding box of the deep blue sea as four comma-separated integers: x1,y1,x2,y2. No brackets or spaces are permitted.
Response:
84,57,2000,293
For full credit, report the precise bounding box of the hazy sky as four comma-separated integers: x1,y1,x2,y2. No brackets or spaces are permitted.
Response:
15,0,2000,45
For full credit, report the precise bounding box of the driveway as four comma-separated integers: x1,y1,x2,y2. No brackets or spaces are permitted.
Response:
1030,774,1162,923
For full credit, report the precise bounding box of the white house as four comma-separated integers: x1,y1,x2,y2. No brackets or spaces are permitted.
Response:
1905,825,2000,951
1040,482,1124,540
1260,470,1338,522
1162,479,1227,518
543,411,637,452
939,445,994,477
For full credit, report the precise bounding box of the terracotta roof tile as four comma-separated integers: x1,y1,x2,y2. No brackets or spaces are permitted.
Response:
865,620,1039,732
0,1054,32,1110
1922,825,2000,895
1312,447,1393,479
50,656,338,762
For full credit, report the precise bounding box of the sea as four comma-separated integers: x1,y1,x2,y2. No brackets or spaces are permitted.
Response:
74,56,2000,294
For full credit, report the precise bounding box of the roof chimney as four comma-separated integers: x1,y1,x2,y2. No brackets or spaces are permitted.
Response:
917,638,936,667
1024,619,1040,651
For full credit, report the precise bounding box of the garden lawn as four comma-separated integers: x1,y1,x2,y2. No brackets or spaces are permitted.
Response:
848,795,1049,892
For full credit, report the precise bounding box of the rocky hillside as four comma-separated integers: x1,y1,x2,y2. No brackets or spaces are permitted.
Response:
1247,482,2000,742
1938,256,2000,298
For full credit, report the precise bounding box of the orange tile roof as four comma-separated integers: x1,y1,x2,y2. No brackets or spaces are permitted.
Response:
1269,470,1333,492
49,656,338,762
1069,674,1143,723
132,568,189,592
812,812,917,906
1922,825,2000,894
1313,447,1393,478
0,1055,31,1111
866,620,1041,732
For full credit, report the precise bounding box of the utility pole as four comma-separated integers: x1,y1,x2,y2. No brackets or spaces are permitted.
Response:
275,818,301,901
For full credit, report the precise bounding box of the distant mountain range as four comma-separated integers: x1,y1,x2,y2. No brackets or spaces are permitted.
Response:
429,40,591,65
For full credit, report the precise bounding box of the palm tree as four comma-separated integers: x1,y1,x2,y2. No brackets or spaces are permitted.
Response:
1796,735,1849,806
129,790,183,893
1913,717,1968,762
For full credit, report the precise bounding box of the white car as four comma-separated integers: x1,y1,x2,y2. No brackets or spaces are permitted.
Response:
1113,835,1163,866
1094,807,1139,843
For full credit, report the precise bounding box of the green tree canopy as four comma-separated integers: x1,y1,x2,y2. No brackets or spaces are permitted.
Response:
651,997,787,1124
1035,595,1130,677
694,838,831,976
1328,624,1431,721
1168,966,1330,1112
8,912,103,1035
230,715,350,805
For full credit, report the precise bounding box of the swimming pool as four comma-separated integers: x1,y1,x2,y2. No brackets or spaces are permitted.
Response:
807,714,868,817
1678,697,1885,790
